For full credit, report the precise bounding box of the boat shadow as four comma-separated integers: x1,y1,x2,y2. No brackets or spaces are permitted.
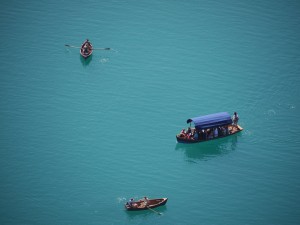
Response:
124,206,167,219
175,133,241,161
80,54,93,66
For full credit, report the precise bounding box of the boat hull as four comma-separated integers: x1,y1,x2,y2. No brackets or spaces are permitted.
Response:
176,125,243,144
80,39,93,58
125,198,168,211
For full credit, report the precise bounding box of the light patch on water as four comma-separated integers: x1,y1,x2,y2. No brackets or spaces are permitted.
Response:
110,48,119,53
267,109,276,116
117,197,126,203
289,104,296,109
277,103,296,110
185,159,198,164
99,58,110,64
244,129,253,136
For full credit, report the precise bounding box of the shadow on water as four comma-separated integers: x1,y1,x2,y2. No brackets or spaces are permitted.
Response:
80,54,93,66
175,133,242,161
124,206,167,220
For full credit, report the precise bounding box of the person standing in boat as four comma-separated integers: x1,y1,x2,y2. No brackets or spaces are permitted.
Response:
232,112,239,128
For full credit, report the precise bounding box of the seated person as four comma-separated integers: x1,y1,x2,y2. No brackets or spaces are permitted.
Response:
207,129,213,139
127,198,135,207
187,132,192,139
220,126,226,136
202,130,207,140
193,130,199,140
214,128,218,138
179,129,186,137
143,196,149,204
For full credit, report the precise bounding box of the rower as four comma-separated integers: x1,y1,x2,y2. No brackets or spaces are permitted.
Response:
143,196,149,205
127,198,134,206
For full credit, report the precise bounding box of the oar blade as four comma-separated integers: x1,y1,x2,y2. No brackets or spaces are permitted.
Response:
91,47,111,50
147,206,162,215
65,44,81,48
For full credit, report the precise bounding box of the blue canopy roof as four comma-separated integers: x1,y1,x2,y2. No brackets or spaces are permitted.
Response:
187,112,232,129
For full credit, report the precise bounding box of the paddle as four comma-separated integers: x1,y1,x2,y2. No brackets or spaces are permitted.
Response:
147,206,162,215
92,47,111,50
65,44,80,48
65,44,110,50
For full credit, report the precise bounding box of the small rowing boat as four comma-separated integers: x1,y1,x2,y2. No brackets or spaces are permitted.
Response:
80,39,93,58
176,112,243,144
125,198,168,211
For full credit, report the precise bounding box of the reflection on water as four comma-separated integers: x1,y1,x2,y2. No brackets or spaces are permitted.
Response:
80,54,93,66
125,206,167,220
175,133,242,161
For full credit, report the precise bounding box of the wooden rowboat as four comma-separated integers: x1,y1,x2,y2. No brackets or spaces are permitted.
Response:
80,39,93,58
125,198,168,211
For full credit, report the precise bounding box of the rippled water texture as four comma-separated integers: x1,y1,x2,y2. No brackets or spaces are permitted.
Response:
0,0,299,224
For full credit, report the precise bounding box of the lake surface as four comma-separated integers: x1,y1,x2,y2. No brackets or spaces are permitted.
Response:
0,0,300,224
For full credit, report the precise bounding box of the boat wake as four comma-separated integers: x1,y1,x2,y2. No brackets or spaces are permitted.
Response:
267,109,276,116
117,197,127,203
99,58,110,64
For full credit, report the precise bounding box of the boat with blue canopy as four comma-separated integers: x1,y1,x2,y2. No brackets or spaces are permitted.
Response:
176,112,243,144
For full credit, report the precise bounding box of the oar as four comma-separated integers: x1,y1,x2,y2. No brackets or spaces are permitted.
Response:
147,206,162,215
65,44,110,50
92,47,111,50
65,44,81,48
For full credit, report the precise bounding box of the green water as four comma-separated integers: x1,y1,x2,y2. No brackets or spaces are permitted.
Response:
0,0,299,224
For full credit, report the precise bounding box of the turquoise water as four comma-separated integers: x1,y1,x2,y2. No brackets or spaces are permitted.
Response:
1,0,300,224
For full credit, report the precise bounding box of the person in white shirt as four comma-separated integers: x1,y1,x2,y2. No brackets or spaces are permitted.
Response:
214,128,218,138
